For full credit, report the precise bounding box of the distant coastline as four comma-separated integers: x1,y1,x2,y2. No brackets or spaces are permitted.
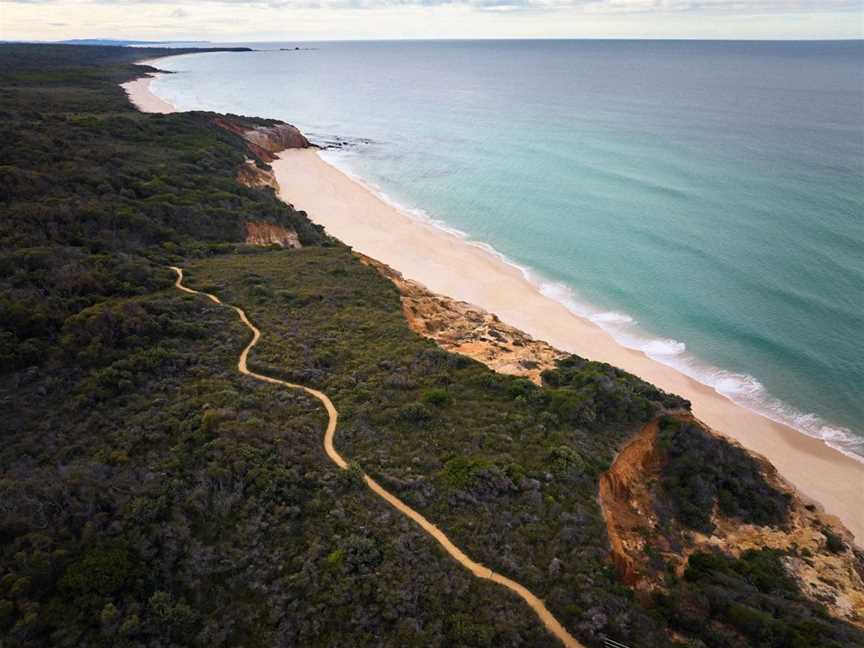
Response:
122,56,864,544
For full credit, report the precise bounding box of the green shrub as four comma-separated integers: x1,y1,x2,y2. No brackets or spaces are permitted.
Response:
439,456,494,490
0,599,13,630
448,613,495,647
325,548,345,570
548,445,586,475
657,417,790,532
396,401,432,422
421,388,451,407
59,544,132,597
341,535,382,574
506,378,535,400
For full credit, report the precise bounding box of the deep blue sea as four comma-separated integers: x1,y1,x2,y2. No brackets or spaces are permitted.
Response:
148,40,864,459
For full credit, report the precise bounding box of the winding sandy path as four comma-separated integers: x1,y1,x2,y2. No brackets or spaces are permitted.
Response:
170,266,583,648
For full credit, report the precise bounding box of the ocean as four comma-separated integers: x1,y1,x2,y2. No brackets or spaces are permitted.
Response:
147,40,864,460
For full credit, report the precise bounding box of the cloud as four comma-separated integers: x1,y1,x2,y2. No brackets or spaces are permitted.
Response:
3,0,859,42
3,0,861,11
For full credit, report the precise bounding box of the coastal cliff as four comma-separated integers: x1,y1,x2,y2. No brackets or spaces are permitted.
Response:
244,221,301,248
599,415,864,638
237,159,279,190
213,116,311,162
359,254,565,383
364,250,864,642
223,120,308,249
243,123,311,154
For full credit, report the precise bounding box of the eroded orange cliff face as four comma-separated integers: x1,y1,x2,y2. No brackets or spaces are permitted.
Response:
244,222,301,248
598,419,662,588
213,117,311,163
237,160,279,190
599,415,864,627
218,117,308,249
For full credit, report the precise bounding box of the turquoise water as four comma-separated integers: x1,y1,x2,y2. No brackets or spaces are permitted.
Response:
149,40,864,459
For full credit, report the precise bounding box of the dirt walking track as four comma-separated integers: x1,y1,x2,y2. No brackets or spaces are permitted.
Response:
171,266,583,648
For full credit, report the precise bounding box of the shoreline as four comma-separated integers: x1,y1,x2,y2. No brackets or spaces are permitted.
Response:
123,64,864,544
121,75,175,114
120,58,175,114
317,149,864,462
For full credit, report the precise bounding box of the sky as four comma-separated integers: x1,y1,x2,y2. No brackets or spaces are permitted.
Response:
2,0,863,41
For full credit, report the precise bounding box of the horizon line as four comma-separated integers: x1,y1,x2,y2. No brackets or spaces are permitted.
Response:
7,36,864,44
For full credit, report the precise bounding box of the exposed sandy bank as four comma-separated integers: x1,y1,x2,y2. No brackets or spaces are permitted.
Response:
271,148,864,544
358,254,565,384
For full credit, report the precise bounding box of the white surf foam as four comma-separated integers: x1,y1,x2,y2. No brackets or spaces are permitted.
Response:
591,311,635,324
319,146,864,463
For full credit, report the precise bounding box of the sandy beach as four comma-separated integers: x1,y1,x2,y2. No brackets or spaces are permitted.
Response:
125,72,863,544
121,75,175,114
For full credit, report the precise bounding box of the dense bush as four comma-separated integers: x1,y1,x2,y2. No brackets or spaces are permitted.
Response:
0,44,573,648
0,44,325,376
651,548,863,647
656,417,791,533
421,387,452,407
2,43,860,648
186,246,701,647
541,355,689,428
439,456,497,491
